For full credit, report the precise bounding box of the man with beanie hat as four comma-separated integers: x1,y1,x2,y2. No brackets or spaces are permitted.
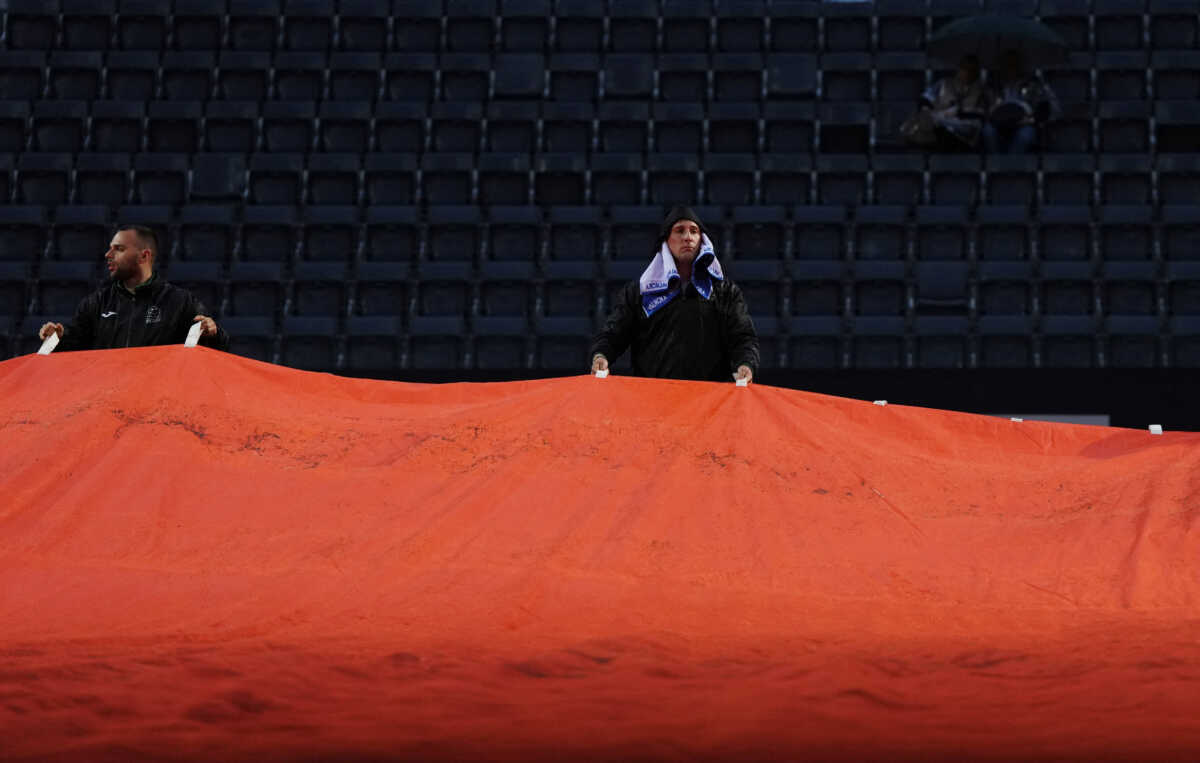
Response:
589,205,759,383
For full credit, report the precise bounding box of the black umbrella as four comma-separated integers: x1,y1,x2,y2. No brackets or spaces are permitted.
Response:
928,14,1068,69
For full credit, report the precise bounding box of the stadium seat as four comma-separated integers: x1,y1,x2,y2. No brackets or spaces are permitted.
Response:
914,205,968,261
439,52,491,101
540,275,596,318
534,317,591,370
62,0,114,49
31,100,87,153
362,206,420,263
714,53,765,102
4,0,58,50
48,51,102,99
1161,206,1200,262
426,205,482,268
282,0,333,50
274,51,326,101
301,206,360,263
821,0,871,51
1097,205,1153,261
445,0,496,52
162,51,215,100
247,153,303,205
306,153,361,206
52,205,110,261
363,153,419,206
1104,315,1161,367
0,206,48,262
597,101,649,153
133,153,188,204
422,153,475,205
1096,51,1149,101
281,316,339,371
16,153,71,205
608,0,656,52
106,51,158,100
851,316,907,369
853,206,908,261
928,154,980,207
820,52,872,102
534,153,587,205
290,261,350,318
1166,262,1200,315
393,0,442,52
541,102,594,154
853,260,907,316
1100,260,1160,319
652,103,704,153
984,155,1038,206
978,261,1034,317
1155,102,1200,154
487,101,539,153
975,206,1031,262
240,204,298,263
1040,261,1097,318
499,0,550,52
646,154,699,206
1038,206,1093,262
1169,316,1200,367
0,52,45,100
603,54,656,100
384,53,437,102
172,0,224,50
875,52,925,102
116,0,169,49
1094,0,1146,50
329,52,382,101
760,153,812,205
876,0,926,51
1038,0,1090,50
228,0,279,50
817,154,867,206
345,316,401,370
218,51,271,100
73,153,130,207
487,205,541,263
977,314,1034,367
792,205,847,260
590,153,644,206
1042,102,1094,153
871,154,925,206
92,101,146,155
228,261,285,318
0,102,29,154
431,101,483,152
662,0,711,52
147,101,201,153
717,0,766,52
261,101,316,153
608,206,660,261
1040,315,1097,368
1098,101,1151,153
1041,154,1096,206
36,261,101,318
373,102,427,154
705,154,756,207
791,259,846,319
545,206,603,265
1149,0,1199,49
0,263,32,321
707,102,759,154
655,54,709,103
203,101,258,153
221,316,278,363
914,315,969,368
787,316,845,369
477,153,532,207
191,153,248,203
164,261,225,317
492,53,546,100
177,205,237,263
547,53,600,101
1152,52,1200,99
768,1,817,52
353,261,409,316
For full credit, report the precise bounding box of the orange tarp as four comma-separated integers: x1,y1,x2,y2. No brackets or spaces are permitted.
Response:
1,346,1199,761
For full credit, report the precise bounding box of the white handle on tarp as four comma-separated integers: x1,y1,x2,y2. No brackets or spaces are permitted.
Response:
184,321,203,348
37,332,60,355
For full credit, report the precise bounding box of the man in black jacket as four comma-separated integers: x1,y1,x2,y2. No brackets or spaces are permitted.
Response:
37,224,229,352
589,206,758,383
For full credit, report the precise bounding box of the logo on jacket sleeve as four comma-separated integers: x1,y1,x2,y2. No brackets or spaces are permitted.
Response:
145,306,161,324
101,311,118,318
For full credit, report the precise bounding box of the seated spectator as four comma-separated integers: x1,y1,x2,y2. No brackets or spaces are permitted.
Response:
38,225,229,352
984,49,1060,154
904,55,990,152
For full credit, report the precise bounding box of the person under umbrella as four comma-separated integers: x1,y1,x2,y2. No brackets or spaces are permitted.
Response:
984,49,1061,153
912,54,992,152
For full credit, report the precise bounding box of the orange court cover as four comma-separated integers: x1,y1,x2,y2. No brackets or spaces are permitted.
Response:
1,346,1198,761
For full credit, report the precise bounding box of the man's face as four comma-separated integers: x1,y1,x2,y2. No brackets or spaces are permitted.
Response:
666,220,701,264
105,229,147,281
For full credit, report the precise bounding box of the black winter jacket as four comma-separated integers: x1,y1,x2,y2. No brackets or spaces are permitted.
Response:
589,279,759,381
56,275,230,352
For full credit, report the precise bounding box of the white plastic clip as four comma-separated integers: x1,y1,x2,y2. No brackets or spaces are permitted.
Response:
873,400,887,406
184,321,203,348
594,369,608,379
37,332,60,355
735,377,748,387
1010,417,1024,422
1149,424,1163,435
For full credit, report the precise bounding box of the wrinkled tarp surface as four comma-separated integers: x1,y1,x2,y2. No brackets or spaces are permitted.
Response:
1,347,1199,761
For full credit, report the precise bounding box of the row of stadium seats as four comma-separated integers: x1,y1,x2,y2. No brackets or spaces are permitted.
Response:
6,308,1200,371
5,49,1199,103
4,152,1199,208
4,203,1199,265
4,0,1197,54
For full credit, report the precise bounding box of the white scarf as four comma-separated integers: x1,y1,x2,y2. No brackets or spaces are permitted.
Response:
638,233,724,317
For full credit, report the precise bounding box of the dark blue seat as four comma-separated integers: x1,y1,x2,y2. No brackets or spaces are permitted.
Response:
553,0,602,51
221,316,278,363
363,153,419,206
392,0,442,52
1041,154,1096,206
875,52,925,102
133,153,188,204
534,316,592,370
818,102,870,154
1167,262,1200,316
409,326,467,370
603,54,655,100
329,52,382,101
590,153,644,206
217,51,271,100
0,206,48,262
820,52,872,102
361,207,419,265
1105,315,1161,368
306,153,361,206
228,0,279,50
1038,0,1090,50
821,0,871,51
978,261,1034,316
105,51,158,100
705,154,757,207
16,153,72,206
653,102,704,153
281,316,339,371
301,206,361,263
914,205,968,261
547,53,600,101
117,0,169,49
1161,206,1200,262
1040,314,1097,368
487,101,539,153
975,206,1032,262
290,261,350,318
1149,0,1199,50
354,261,410,315
492,53,546,99
608,206,659,261
0,52,45,100
191,154,248,203
913,261,970,316
1155,102,1200,154
274,51,327,101
248,153,303,205
1040,261,1097,317
162,51,215,100
541,102,594,154
662,0,711,52
499,0,550,52
487,205,541,263
282,0,334,50
345,316,402,371
707,102,759,154
759,153,813,205
384,53,437,102
147,101,202,153
438,52,491,101
1097,205,1153,262
791,205,847,260
1094,0,1146,50
853,206,908,261
787,316,845,369
928,155,980,206
657,53,710,103
1098,101,1151,153
714,53,765,102
977,315,1033,368
31,101,87,153
817,155,868,206
374,102,427,153
597,101,649,153
426,205,482,268
52,205,110,262
261,101,316,153
172,0,224,50
478,153,532,207
421,153,475,205
0,262,32,321
228,261,285,318
872,154,925,206
1038,206,1093,262
432,101,483,151
545,206,603,265
1100,260,1159,319
768,2,818,52
4,0,58,50
876,0,926,51
985,155,1038,206
0,102,29,154
240,205,299,263
717,0,766,52
914,315,969,368
647,153,699,206
204,101,259,153
164,261,225,318
72,153,132,209
851,316,907,369
445,0,495,52
534,153,587,205
62,0,114,49
1096,51,1149,101
177,205,237,264
37,261,103,317
48,51,102,99
608,0,656,51
852,260,907,316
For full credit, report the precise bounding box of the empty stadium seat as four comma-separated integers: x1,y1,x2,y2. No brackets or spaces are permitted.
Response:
487,101,539,153
384,53,437,102
73,153,131,207
275,51,327,101
478,153,532,207
62,0,113,50
817,155,867,206
281,316,339,370
0,52,45,100
37,261,100,317
345,316,402,371
133,153,188,204
106,51,159,100
282,0,334,50
534,153,587,205
914,206,968,260
499,0,550,52
975,206,1031,262
177,205,236,263
4,0,58,50
290,261,349,317
0,206,48,262
1038,206,1093,261
853,206,907,261
760,153,812,205
52,205,110,261
362,206,420,262
354,261,410,316
240,206,300,264
228,0,279,50
228,261,285,317
301,205,360,262
16,153,72,205
306,153,361,206
1097,205,1154,261
118,0,169,50
162,51,216,100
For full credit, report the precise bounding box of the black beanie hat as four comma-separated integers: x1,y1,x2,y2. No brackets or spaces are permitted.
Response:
659,205,706,243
